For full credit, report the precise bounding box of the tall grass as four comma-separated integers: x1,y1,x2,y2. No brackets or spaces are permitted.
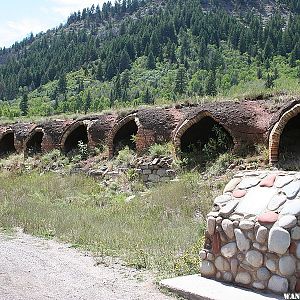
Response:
0,171,226,278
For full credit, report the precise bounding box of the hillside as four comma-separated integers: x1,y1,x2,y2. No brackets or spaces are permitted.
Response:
0,0,300,119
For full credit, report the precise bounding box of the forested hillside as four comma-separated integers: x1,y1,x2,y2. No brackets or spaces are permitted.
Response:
1,0,300,118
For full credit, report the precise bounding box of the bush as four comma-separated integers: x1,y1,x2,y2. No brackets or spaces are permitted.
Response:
208,153,236,176
115,146,135,165
148,143,173,157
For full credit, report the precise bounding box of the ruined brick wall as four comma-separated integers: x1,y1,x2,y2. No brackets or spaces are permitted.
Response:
0,98,295,159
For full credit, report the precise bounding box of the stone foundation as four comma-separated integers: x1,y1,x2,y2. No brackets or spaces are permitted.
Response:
200,171,300,294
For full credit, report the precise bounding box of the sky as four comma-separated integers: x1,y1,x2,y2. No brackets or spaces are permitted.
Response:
0,0,114,48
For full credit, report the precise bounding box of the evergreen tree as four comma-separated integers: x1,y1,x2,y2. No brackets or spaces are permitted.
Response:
206,71,217,96
265,73,274,88
58,74,67,94
147,51,156,70
119,49,132,72
96,62,104,81
84,91,91,114
143,87,153,104
174,66,187,94
20,93,29,116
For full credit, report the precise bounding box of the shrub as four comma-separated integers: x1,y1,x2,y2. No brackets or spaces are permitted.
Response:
115,146,135,165
208,152,236,176
148,143,173,157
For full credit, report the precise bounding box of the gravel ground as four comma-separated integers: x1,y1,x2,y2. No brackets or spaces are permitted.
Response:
0,230,174,300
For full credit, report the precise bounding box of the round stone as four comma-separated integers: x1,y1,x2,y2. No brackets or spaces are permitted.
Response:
214,194,232,205
278,215,297,229
215,256,230,271
233,190,246,198
281,201,300,216
238,177,261,189
221,242,237,258
253,281,265,289
235,272,251,285
279,256,296,276
199,250,206,260
223,272,233,282
239,220,254,230
200,260,216,276
224,178,242,193
234,229,250,252
268,275,289,293
266,259,277,272
256,226,268,244
260,174,277,187
221,219,234,239
220,200,239,217
207,216,216,235
245,250,263,268
296,243,300,259
258,211,278,224
268,226,290,255
257,267,271,281
267,194,287,211
230,258,238,274
292,226,300,240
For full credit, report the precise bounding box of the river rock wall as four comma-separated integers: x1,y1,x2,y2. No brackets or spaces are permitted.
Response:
200,171,300,294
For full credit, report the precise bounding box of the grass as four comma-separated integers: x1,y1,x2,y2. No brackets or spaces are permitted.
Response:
0,170,227,278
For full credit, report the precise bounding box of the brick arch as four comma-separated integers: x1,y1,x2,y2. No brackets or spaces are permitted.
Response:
173,111,235,154
24,127,44,154
108,114,140,158
0,129,16,156
269,104,300,163
60,120,89,153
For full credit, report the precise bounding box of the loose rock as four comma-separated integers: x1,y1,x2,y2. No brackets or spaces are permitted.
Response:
275,176,294,188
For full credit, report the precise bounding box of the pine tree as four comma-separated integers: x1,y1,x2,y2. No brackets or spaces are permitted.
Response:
58,74,67,94
147,51,156,70
96,62,104,81
174,66,187,94
257,68,262,79
206,71,217,96
20,93,29,116
84,91,91,114
143,87,153,104
119,49,132,73
265,73,274,89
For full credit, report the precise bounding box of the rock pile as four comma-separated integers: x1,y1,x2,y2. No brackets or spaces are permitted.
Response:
200,171,300,294
135,156,176,184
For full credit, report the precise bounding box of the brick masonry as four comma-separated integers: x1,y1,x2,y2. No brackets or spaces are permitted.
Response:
0,98,299,162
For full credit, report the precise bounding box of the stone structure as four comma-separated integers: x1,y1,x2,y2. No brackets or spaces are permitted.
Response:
0,96,299,163
200,171,300,294
88,156,176,184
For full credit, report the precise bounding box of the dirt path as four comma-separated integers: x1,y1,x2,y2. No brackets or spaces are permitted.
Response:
0,231,174,300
